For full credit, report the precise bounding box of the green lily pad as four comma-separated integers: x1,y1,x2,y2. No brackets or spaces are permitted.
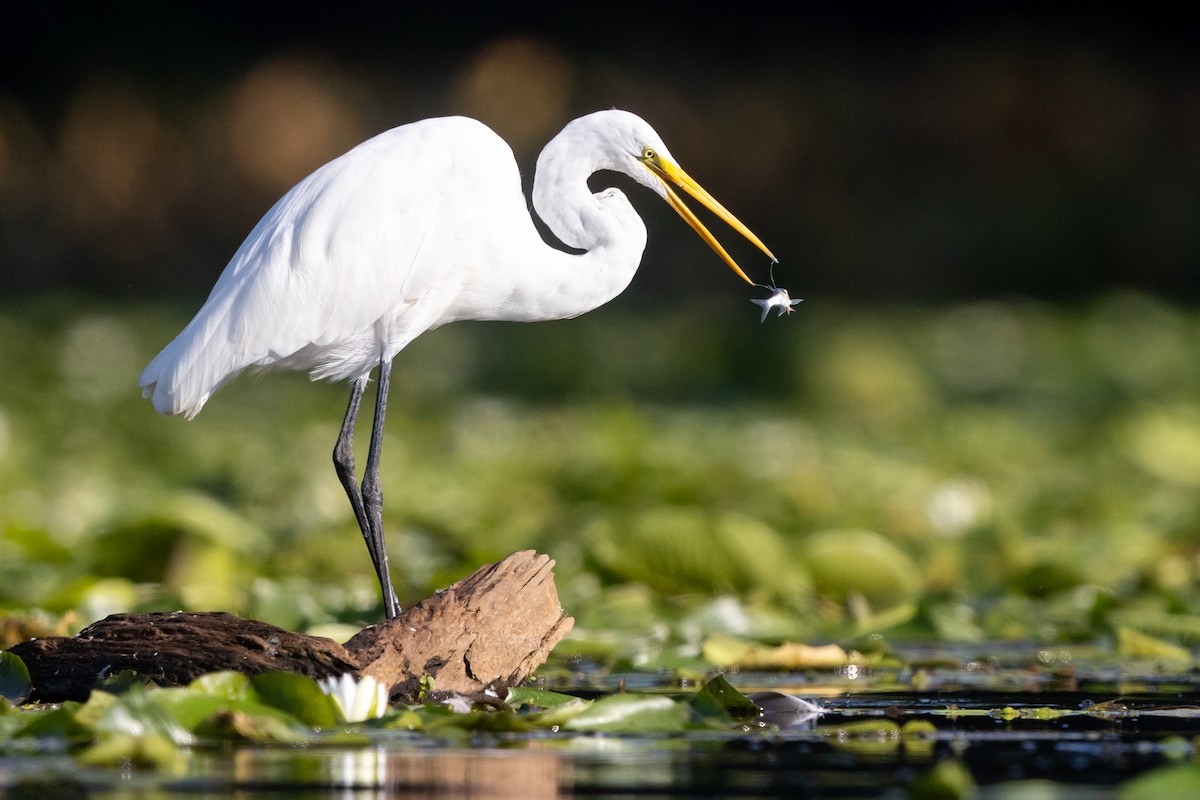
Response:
249,672,341,729
800,529,919,609
563,694,688,733
506,687,585,709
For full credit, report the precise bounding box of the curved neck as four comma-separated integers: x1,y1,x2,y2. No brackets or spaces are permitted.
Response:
506,128,647,320
436,118,651,327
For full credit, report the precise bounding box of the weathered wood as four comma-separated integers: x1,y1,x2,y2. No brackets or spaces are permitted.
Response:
7,550,573,705
10,612,358,703
346,550,574,702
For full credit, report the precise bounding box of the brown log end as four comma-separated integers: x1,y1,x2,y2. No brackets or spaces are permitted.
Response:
345,550,574,703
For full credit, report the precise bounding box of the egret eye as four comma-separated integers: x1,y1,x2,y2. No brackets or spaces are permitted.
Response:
642,147,655,160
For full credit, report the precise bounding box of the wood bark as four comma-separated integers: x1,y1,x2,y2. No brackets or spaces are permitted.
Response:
7,550,573,704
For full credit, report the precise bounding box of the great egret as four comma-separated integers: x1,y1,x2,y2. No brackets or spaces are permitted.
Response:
139,109,777,619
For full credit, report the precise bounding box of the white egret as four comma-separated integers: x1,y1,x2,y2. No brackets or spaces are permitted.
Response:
139,109,777,619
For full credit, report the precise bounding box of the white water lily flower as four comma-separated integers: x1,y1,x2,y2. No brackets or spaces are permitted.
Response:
319,673,390,722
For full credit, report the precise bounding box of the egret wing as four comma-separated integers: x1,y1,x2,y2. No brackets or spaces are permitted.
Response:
139,117,515,417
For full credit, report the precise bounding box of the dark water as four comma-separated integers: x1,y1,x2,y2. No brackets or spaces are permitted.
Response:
3,661,1199,798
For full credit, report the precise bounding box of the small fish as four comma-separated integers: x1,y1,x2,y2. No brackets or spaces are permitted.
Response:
751,286,802,322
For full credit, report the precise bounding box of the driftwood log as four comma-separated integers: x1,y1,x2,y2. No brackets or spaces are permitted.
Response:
8,550,573,705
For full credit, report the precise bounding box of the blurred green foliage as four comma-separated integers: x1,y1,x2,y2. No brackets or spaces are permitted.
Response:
1,291,1199,653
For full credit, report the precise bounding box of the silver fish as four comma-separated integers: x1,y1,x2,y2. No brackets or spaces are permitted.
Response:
751,287,802,322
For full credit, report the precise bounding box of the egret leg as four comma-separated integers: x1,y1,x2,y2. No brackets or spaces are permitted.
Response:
333,369,403,620
333,376,371,545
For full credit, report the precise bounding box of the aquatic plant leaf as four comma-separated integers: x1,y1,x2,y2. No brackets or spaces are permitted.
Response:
77,731,184,771
0,651,31,705
506,687,585,710
702,634,862,669
249,672,340,729
14,704,92,742
193,708,312,743
1118,764,1200,800
908,758,977,800
692,675,760,723
563,694,688,732
94,668,155,696
800,529,919,609
90,685,194,745
525,697,594,728
1115,626,1194,664
188,671,253,701
152,686,307,734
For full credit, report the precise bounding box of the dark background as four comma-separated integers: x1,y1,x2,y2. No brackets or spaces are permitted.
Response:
3,4,1197,305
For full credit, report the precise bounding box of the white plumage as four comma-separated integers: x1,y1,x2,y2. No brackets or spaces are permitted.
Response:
139,109,775,618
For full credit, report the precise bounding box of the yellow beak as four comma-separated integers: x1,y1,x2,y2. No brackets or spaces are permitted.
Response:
644,156,776,285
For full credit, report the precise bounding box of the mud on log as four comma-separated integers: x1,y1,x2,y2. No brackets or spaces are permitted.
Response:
8,551,574,704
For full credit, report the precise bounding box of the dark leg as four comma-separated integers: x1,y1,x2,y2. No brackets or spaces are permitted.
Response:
361,358,402,619
332,368,402,620
333,376,371,546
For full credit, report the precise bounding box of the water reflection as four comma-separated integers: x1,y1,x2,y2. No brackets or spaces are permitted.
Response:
215,744,566,798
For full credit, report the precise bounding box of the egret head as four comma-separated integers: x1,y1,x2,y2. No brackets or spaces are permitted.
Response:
580,111,777,286
543,110,777,285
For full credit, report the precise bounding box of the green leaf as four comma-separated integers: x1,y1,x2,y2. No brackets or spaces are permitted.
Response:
1116,626,1194,664
188,671,253,701
505,687,584,709
15,704,92,742
77,732,184,771
908,759,977,800
249,672,340,729
94,668,155,696
0,651,32,705
90,685,194,745
563,694,688,733
525,697,594,728
192,708,312,744
154,685,314,737
1119,764,1200,800
691,675,760,724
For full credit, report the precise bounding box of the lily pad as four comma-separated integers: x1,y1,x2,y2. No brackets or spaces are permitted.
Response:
249,672,341,729
800,529,919,609
563,694,689,733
